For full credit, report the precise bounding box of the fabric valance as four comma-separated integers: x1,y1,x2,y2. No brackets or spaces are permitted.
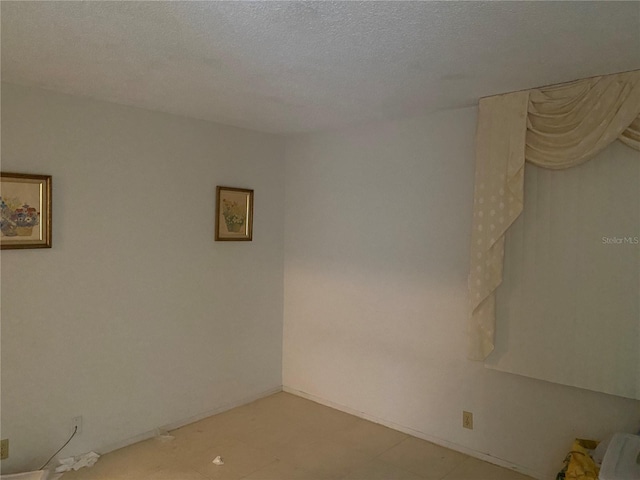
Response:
468,70,640,361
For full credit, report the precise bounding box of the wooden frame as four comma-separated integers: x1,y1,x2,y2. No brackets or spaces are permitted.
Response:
215,186,253,241
1,172,52,249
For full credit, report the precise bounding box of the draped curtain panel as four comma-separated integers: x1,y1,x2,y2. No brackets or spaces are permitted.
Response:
468,70,640,361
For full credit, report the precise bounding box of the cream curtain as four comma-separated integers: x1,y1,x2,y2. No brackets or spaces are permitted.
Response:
468,70,640,361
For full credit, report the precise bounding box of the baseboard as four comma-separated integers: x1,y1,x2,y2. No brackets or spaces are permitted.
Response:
98,385,283,455
283,385,543,480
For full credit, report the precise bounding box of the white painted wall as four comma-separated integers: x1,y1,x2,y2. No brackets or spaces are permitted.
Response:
282,108,640,479
3,83,638,479
490,144,639,400
0,84,285,474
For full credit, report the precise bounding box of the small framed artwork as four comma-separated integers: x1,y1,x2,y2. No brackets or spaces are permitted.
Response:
1,172,52,249
215,186,253,241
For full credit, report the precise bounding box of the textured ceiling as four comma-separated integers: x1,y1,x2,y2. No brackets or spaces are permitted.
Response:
2,1,639,134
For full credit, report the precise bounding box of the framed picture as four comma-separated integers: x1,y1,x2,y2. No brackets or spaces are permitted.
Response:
1,172,52,249
215,186,253,241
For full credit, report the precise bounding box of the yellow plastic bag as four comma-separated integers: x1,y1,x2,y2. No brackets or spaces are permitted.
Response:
556,439,600,480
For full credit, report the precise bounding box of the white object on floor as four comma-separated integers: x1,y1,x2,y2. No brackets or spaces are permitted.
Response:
600,433,640,480
154,428,175,442
0,471,48,480
212,456,224,466
54,451,100,473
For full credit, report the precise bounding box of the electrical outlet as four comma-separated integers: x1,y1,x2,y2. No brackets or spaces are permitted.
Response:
0,439,8,460
72,416,83,435
463,411,473,430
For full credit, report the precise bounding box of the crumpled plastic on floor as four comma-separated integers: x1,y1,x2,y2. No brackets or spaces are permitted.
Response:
556,439,599,480
54,452,100,473
212,456,224,466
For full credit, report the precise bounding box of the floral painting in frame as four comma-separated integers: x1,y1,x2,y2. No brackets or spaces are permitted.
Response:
0,172,52,249
215,186,253,241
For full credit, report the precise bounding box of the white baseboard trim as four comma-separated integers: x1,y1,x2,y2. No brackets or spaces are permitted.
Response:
97,385,283,456
283,385,543,480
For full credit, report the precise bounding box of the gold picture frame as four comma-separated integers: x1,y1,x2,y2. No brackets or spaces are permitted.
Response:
1,172,52,249
215,186,253,241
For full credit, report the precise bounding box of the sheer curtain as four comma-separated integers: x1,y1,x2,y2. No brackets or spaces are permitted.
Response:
468,70,640,361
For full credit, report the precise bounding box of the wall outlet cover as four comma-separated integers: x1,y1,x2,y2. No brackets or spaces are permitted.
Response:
463,411,473,430
0,438,8,460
